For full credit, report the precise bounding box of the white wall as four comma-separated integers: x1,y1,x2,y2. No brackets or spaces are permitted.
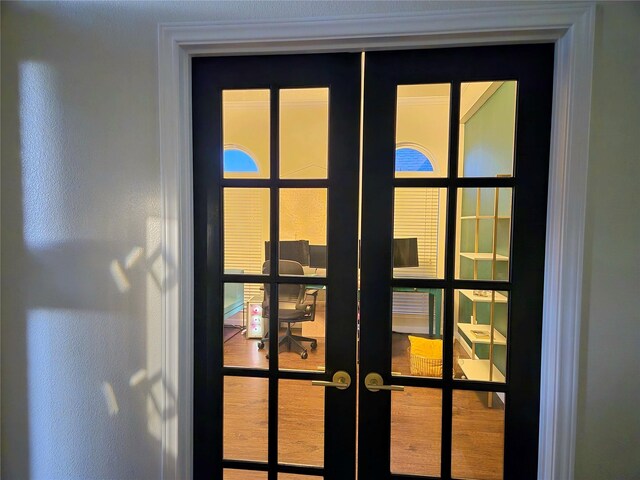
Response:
1,2,166,477
575,3,640,479
1,1,639,479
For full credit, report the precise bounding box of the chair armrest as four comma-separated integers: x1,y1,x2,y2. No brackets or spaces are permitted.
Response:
304,288,319,306
299,288,319,316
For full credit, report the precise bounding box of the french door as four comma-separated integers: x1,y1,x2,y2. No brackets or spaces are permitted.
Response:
192,53,361,479
193,44,554,480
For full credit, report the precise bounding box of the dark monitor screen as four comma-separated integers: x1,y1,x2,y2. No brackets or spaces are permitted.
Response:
309,245,327,269
393,238,419,268
265,240,310,266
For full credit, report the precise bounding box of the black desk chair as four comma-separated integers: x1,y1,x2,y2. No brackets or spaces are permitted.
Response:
257,260,318,359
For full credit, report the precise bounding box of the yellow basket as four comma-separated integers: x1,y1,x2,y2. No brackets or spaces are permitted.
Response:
408,336,443,377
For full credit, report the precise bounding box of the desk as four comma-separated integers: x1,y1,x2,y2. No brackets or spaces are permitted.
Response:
293,275,443,338
224,281,244,326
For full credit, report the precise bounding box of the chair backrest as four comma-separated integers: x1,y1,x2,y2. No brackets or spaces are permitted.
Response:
262,260,305,305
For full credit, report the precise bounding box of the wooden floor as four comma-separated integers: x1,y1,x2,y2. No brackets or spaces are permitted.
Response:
224,470,312,480
222,329,504,480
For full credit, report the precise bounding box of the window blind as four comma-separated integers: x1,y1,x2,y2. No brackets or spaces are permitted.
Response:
224,189,268,304
394,187,440,278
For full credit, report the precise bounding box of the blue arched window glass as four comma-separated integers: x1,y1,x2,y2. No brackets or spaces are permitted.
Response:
395,147,434,172
223,149,258,172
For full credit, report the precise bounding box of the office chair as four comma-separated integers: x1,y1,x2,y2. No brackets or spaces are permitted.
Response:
257,260,319,359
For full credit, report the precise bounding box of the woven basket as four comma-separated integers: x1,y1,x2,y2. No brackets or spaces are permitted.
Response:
409,348,443,377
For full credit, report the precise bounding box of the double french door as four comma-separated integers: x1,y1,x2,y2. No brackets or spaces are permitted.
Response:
193,45,554,480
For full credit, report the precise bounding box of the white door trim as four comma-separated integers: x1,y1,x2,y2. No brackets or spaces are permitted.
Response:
158,3,595,478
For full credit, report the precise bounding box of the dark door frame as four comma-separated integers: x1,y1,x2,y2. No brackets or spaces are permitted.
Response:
158,5,596,479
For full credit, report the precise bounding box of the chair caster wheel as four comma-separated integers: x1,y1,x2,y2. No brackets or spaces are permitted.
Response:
257,341,265,350
310,341,318,350
301,350,308,359
265,354,269,360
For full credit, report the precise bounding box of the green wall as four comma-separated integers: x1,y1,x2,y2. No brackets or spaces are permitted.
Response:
462,81,517,177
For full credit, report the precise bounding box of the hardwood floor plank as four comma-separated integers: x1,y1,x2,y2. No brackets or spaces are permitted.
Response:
224,469,267,480
222,331,504,479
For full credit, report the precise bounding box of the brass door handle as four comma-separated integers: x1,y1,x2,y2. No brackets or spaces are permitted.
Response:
312,370,351,390
364,372,405,392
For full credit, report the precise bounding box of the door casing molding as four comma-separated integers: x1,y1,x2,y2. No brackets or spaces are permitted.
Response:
157,3,596,479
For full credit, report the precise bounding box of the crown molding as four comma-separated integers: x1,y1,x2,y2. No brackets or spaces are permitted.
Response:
159,3,593,53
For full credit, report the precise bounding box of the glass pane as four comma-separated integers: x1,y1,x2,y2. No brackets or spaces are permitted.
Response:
223,89,270,179
224,188,270,275
391,387,441,476
459,81,517,177
225,470,267,480
278,189,327,278
223,377,268,462
395,84,450,178
452,390,505,480
274,285,326,372
455,290,508,384
280,88,329,179
223,283,269,369
393,188,447,279
456,188,512,281
279,379,325,467
391,288,444,378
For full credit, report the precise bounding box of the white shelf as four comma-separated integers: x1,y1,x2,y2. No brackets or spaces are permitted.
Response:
457,359,506,383
460,252,509,261
457,323,507,345
459,289,508,303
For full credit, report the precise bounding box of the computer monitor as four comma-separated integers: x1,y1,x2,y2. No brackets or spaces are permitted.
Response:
393,238,419,268
265,240,310,266
309,245,327,269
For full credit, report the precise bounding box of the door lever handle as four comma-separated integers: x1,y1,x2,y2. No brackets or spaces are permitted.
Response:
364,372,405,392
312,370,351,390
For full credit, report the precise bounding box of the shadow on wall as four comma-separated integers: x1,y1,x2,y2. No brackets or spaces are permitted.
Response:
19,226,178,478
2,55,174,480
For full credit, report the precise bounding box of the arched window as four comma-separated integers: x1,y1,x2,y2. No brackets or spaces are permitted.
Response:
223,148,258,173
395,146,434,172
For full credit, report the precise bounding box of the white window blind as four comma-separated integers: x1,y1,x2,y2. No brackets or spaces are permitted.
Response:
224,189,268,303
393,187,440,278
